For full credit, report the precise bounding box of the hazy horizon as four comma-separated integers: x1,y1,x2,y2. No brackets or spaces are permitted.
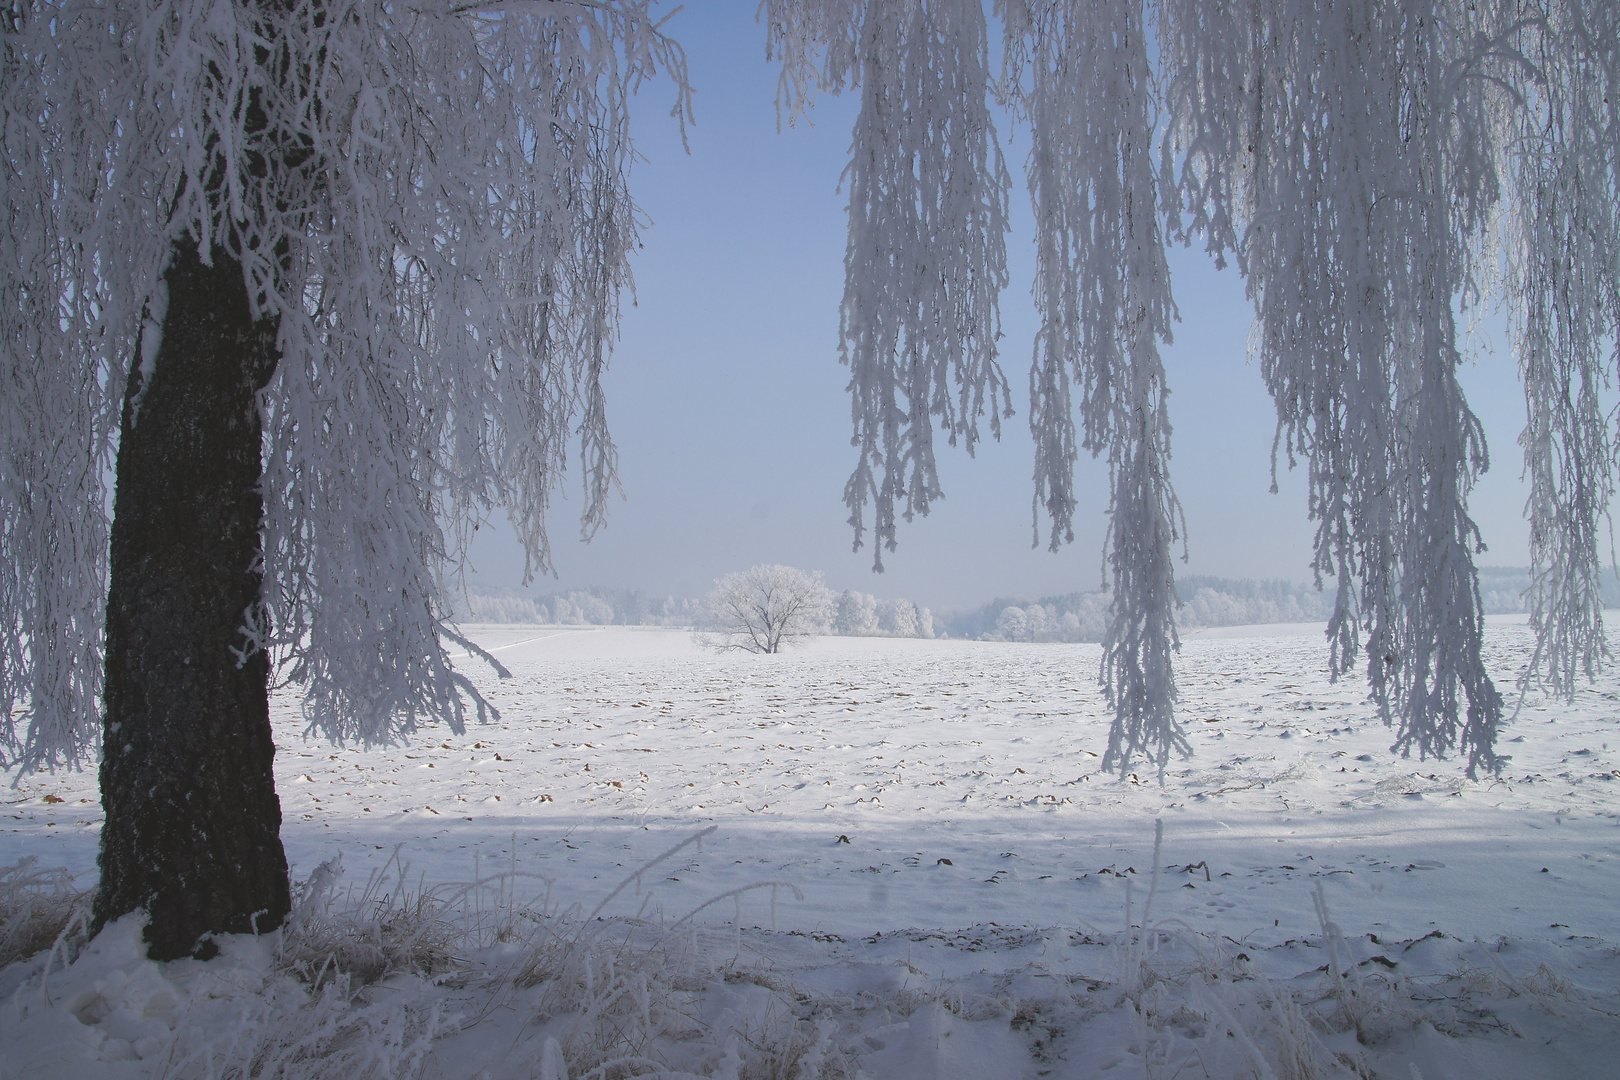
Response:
458,564,1556,621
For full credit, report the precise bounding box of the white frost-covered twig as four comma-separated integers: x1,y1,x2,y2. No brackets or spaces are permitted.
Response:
1,0,691,763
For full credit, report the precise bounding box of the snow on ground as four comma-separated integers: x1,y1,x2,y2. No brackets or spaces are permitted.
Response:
4,620,1618,1077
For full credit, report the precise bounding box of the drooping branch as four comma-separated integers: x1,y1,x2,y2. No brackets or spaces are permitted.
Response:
1003,0,1189,775
0,0,153,771
771,0,1012,570
1160,0,1513,775
3,0,691,764
1508,0,1620,705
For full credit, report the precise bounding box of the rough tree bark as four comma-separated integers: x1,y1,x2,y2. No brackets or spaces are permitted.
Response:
94,238,289,961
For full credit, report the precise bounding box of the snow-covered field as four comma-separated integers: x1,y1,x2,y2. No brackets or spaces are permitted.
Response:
4,621,1618,1078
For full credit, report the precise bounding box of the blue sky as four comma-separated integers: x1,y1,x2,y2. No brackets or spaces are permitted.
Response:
466,3,1534,612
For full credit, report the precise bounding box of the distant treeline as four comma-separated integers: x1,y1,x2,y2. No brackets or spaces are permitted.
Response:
454,586,702,627
829,590,935,639
939,567,1620,643
457,567,1620,641
453,585,937,639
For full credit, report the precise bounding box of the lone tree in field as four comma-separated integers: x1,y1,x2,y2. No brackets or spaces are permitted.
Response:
5,0,1620,960
2,0,687,959
702,565,834,654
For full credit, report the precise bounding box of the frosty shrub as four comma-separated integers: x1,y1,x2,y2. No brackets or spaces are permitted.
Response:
699,565,834,654
554,592,617,626
878,597,920,637
275,854,463,989
0,858,91,969
834,590,881,637
832,590,935,638
462,594,551,625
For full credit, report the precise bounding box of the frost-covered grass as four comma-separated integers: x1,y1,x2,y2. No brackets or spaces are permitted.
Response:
2,841,1614,1078
0,856,91,970
3,622,1619,1076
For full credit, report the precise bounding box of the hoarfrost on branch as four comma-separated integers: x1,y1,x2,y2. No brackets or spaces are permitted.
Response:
5,1,1618,778
765,0,1620,776
1,0,690,766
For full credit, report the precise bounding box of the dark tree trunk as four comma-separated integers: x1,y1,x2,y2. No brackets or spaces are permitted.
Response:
95,238,290,961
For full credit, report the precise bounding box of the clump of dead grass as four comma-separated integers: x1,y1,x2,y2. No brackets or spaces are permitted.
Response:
274,849,464,989
0,856,92,968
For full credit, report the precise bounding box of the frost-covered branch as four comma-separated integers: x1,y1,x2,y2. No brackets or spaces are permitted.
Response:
768,0,1013,571
1504,0,1620,705
1,0,691,763
1001,0,1189,775
772,0,1620,776
0,0,137,771
1159,0,1525,775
